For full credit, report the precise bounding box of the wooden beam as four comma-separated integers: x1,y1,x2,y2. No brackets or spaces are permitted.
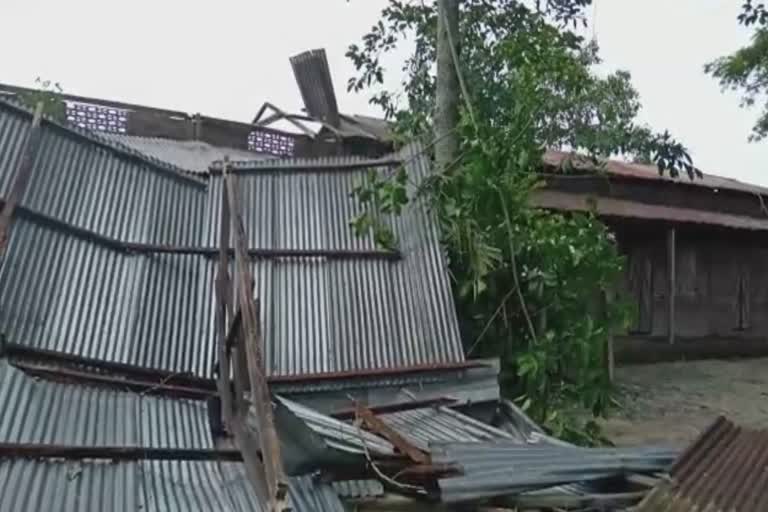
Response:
4,343,215,390
0,443,242,461
356,403,430,465
3,202,400,260
224,159,288,510
216,173,235,429
14,361,214,400
667,227,676,345
0,101,43,252
330,397,457,421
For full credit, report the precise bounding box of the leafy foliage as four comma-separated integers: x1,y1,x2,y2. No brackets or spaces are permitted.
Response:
17,78,66,122
348,0,691,443
705,2,768,140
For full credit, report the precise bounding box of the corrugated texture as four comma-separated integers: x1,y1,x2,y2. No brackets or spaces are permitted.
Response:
0,459,344,512
0,99,463,378
544,150,768,196
0,459,138,512
0,359,212,449
275,396,396,456
433,442,677,503
290,49,340,127
0,220,216,377
332,479,384,499
638,416,768,512
103,134,272,174
376,406,516,451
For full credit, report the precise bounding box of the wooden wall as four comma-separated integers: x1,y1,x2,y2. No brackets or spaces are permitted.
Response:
618,225,768,341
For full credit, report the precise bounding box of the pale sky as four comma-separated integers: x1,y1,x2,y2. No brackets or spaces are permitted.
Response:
3,1,767,185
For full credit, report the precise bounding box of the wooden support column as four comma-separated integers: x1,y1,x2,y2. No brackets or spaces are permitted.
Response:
0,102,44,253
604,288,615,383
667,227,676,345
223,159,288,511
215,172,234,429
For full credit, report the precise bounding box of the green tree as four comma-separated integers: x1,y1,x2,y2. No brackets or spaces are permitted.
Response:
348,0,693,442
17,78,66,122
706,1,768,140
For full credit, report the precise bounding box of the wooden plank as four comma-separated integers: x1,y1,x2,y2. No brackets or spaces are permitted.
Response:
667,227,676,344
215,168,235,429
0,443,243,462
224,159,288,510
356,403,430,465
0,102,43,252
13,361,213,400
5,342,215,389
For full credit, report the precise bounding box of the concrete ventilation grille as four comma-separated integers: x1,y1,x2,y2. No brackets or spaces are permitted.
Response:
248,129,295,156
65,101,128,133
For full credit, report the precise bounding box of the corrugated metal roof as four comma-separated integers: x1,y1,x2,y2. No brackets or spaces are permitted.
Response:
638,416,768,512
102,134,272,174
0,97,203,184
0,459,138,512
332,479,384,499
376,405,516,451
290,49,341,128
0,359,212,449
433,442,677,504
543,150,768,196
275,396,397,457
0,100,464,380
0,459,344,512
532,189,768,231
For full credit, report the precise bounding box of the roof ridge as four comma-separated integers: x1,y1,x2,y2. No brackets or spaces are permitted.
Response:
0,97,206,185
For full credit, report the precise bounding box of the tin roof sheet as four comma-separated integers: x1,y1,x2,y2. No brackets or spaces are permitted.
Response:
102,134,272,174
638,416,768,512
532,189,768,231
0,100,464,380
543,150,768,196
0,359,212,449
0,459,344,512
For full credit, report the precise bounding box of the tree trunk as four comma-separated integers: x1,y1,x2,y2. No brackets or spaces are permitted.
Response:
435,0,460,173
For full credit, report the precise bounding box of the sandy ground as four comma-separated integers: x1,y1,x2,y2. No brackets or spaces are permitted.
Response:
600,358,768,447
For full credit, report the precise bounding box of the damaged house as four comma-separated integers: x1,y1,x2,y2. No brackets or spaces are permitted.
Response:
0,50,737,510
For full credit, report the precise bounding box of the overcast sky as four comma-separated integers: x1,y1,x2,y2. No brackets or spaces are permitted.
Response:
4,1,768,185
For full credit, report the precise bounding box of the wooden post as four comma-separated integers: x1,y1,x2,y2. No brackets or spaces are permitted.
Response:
215,164,234,429
0,101,44,252
604,288,615,383
667,227,676,345
223,161,288,511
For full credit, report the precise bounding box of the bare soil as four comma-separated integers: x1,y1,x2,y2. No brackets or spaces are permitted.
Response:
600,358,768,447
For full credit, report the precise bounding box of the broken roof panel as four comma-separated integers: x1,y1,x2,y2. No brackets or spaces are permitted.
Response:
0,359,212,449
0,99,464,380
638,416,768,512
0,459,345,512
433,442,677,504
375,405,517,451
102,134,272,174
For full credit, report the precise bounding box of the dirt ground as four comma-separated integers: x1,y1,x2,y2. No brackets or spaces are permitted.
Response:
600,358,768,447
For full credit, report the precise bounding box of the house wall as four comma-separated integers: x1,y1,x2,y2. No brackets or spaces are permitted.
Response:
617,226,768,341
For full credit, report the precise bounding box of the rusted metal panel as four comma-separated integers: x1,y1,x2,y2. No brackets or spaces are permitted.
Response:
543,150,768,196
638,416,768,512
